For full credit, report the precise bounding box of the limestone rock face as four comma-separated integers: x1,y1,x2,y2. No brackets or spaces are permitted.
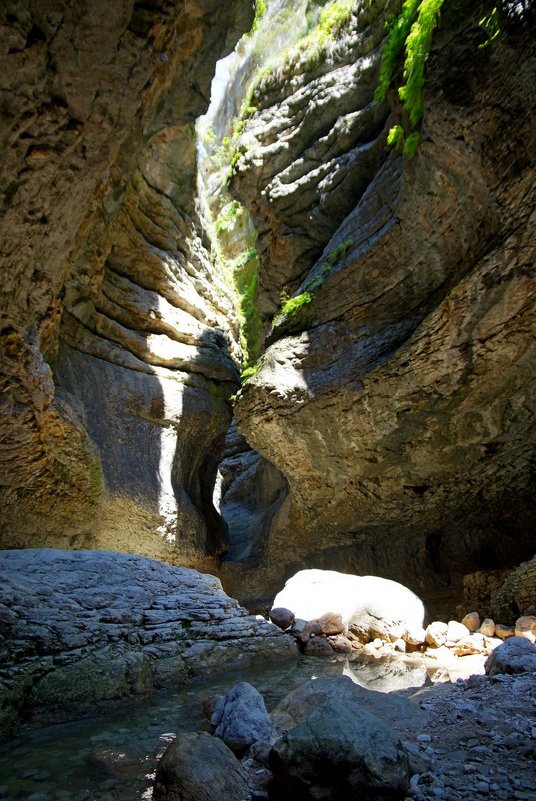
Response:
490,556,536,622
230,0,394,332
0,549,295,741
217,422,289,564
231,5,536,608
0,0,252,563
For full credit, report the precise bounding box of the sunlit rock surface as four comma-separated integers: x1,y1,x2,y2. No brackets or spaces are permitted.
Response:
272,569,425,640
231,3,536,611
0,0,535,620
0,549,295,741
0,0,252,564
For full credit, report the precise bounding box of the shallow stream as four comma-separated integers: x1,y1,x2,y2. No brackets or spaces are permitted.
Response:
0,652,432,801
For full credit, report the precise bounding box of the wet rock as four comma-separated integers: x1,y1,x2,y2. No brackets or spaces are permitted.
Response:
269,696,409,800
153,731,248,801
302,637,334,657
269,608,295,631
211,682,272,753
461,612,481,633
329,635,354,655
485,636,536,676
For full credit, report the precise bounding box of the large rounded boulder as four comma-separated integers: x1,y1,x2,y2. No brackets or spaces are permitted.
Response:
153,731,248,801
272,569,425,643
269,695,409,800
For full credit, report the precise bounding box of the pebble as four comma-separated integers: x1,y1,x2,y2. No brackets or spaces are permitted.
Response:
417,733,432,743
465,738,478,748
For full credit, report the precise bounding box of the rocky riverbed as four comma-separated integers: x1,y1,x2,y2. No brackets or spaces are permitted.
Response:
0,644,534,801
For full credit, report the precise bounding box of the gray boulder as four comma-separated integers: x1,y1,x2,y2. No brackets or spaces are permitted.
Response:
269,607,295,630
485,636,536,676
153,731,248,801
270,676,426,738
269,696,409,800
211,682,272,753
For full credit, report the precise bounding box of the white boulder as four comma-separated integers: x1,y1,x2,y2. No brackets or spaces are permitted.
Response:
447,620,470,643
425,621,448,648
271,569,425,643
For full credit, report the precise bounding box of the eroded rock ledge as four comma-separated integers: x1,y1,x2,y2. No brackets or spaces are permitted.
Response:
0,549,295,741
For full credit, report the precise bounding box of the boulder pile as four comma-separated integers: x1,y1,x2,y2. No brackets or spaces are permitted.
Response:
269,569,536,664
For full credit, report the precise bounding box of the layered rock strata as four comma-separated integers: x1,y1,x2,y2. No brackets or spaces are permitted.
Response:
0,0,251,563
0,549,295,741
230,3,536,610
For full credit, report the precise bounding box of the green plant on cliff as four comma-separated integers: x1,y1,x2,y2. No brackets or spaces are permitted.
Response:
251,0,267,33
231,246,262,373
215,200,241,235
256,0,356,88
478,5,501,47
278,292,313,318
275,238,353,321
376,0,446,157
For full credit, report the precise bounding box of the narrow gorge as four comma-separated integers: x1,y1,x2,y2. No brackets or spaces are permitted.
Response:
0,0,535,794
2,0,533,615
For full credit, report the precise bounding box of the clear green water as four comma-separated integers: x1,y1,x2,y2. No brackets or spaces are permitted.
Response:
0,653,429,800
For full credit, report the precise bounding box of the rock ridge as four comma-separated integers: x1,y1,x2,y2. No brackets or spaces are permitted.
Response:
0,548,295,741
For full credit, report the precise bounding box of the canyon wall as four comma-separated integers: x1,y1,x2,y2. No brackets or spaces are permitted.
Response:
1,0,534,618
226,0,536,613
0,0,252,566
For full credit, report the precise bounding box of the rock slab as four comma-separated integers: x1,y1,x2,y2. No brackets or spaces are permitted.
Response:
0,549,295,740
